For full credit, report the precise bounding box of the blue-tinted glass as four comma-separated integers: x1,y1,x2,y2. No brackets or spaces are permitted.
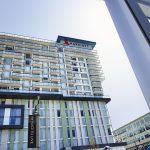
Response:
0,109,4,125
10,108,21,116
10,117,16,125
10,109,16,116
0,117,4,125
0,109,4,116
15,109,21,116
15,118,21,125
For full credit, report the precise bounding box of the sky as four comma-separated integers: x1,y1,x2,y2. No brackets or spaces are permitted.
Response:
0,0,149,129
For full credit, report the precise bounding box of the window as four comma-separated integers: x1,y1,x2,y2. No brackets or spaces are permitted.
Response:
5,46,14,51
72,128,76,137
108,127,112,135
57,110,61,117
72,62,77,66
25,60,31,65
0,105,24,129
71,57,76,60
67,128,70,138
76,86,82,90
78,57,84,61
4,58,12,65
80,110,85,117
81,74,88,78
75,79,81,83
43,68,48,74
79,63,85,67
2,72,10,78
82,80,89,84
84,86,90,91
58,47,64,52
25,54,31,59
74,73,80,77
42,45,48,50
80,68,86,72
73,68,78,72
51,89,59,92
42,77,48,81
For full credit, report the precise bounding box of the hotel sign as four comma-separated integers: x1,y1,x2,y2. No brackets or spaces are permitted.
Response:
57,36,96,49
62,39,89,48
28,115,39,148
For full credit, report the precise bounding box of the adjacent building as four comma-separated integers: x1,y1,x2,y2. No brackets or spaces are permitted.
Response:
114,112,150,150
0,33,126,150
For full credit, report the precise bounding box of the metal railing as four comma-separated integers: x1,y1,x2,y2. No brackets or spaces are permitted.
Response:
0,89,62,94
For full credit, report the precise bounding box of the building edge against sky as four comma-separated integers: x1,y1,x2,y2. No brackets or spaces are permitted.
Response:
114,112,150,150
0,33,126,150
104,0,150,109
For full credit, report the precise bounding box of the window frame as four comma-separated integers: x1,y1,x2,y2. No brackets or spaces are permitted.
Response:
0,105,24,129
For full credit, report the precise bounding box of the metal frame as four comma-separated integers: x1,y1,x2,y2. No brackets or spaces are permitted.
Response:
0,105,24,129
125,0,150,43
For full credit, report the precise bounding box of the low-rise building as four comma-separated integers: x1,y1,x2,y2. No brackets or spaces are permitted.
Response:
114,112,150,150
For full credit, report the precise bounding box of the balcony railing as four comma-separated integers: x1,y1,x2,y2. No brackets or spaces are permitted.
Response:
51,70,60,73
13,59,24,63
65,94,110,99
0,89,62,95
33,55,58,61
0,51,23,56
32,82,61,86
12,73,41,78
0,80,22,84
32,68,42,71
13,66,23,69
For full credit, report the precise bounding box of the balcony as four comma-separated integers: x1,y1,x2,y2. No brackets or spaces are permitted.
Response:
87,64,102,70
50,63,60,69
12,73,41,80
32,68,42,74
12,66,23,72
0,80,22,86
13,59,24,65
90,75,105,82
32,82,60,88
33,55,58,63
0,51,24,58
51,76,61,81
91,82,102,87
51,70,60,76
69,87,76,90
0,89,62,97
93,88,103,95
68,80,74,83
89,70,103,76
32,61,42,67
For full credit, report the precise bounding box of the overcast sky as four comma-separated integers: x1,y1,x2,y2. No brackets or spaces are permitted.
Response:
0,0,149,129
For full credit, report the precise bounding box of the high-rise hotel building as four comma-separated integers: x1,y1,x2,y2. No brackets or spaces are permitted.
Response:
0,33,116,150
